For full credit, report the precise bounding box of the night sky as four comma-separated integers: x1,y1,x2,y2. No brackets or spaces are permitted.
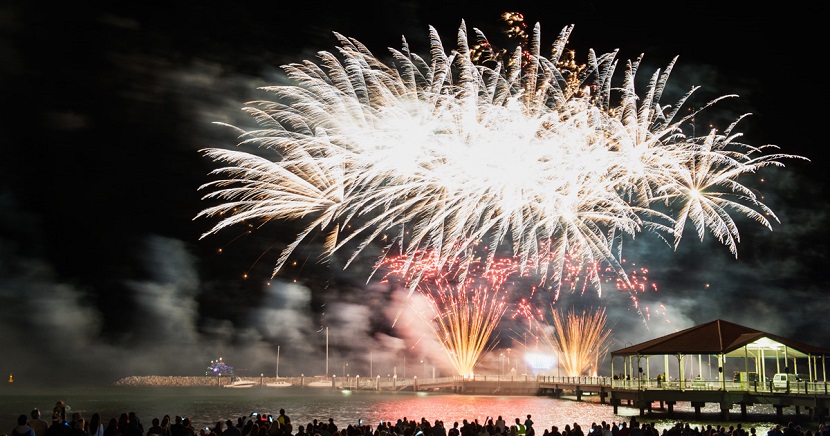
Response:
0,0,826,386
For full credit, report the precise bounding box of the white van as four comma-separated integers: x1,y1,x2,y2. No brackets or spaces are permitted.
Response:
772,373,799,390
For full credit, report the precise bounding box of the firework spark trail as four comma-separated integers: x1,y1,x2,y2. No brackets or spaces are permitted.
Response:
545,307,612,377
377,249,522,290
196,20,806,299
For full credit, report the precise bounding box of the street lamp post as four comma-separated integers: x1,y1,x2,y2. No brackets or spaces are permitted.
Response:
624,342,633,383
500,353,504,379
421,360,426,379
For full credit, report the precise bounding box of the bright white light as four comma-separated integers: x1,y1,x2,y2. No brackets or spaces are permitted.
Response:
197,21,806,293
526,351,557,370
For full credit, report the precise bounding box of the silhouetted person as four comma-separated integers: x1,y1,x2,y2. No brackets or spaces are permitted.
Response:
103,419,118,436
88,414,104,436
70,418,87,436
126,412,144,436
170,417,186,436
30,410,49,436
147,418,164,436
45,417,71,436
12,414,35,436
51,402,66,426
222,421,240,436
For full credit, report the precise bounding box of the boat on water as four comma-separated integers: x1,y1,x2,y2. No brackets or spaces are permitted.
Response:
306,379,331,388
224,379,257,388
265,346,293,387
265,379,292,388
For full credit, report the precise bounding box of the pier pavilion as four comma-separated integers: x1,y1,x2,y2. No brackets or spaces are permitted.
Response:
610,319,830,387
607,319,830,420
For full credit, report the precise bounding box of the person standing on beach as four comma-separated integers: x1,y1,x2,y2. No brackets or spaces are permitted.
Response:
70,418,86,436
495,418,505,435
103,419,118,436
52,403,66,426
29,410,49,436
146,418,163,436
170,417,185,436
126,412,144,436
276,411,289,428
87,414,104,436
514,419,525,436
12,414,35,436
44,417,71,436
180,418,195,436
160,417,172,436
222,421,240,436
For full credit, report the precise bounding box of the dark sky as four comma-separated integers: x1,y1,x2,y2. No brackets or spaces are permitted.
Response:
0,0,826,386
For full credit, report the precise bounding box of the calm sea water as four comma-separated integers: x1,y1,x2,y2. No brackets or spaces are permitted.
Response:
0,385,803,436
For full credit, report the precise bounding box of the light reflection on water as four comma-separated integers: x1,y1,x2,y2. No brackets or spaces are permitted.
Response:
0,386,802,435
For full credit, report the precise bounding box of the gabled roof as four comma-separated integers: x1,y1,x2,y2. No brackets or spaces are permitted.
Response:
611,319,830,358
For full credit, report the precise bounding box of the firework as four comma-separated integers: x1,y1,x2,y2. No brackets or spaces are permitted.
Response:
379,253,513,376
545,307,612,377
418,280,507,377
196,20,805,293
377,249,541,295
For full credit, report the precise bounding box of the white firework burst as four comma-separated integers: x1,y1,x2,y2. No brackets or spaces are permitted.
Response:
196,20,805,293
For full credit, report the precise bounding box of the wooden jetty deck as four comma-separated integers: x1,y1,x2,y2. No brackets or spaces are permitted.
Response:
286,374,830,422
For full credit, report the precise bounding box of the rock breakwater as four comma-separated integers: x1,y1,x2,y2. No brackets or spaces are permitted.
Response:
113,376,221,387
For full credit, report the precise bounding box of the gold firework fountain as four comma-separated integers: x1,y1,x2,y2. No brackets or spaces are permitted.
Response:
421,281,507,377
378,251,514,377
546,307,611,377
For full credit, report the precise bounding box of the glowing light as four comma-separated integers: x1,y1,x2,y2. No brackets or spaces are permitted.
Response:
197,20,806,292
206,357,234,376
525,351,557,370
544,307,612,377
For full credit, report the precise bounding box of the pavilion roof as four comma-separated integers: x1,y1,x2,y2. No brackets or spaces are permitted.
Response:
610,319,830,358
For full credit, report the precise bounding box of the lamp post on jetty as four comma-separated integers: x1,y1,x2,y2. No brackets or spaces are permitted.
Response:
500,353,504,379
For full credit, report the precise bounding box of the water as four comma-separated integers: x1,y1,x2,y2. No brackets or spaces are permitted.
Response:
0,385,804,435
